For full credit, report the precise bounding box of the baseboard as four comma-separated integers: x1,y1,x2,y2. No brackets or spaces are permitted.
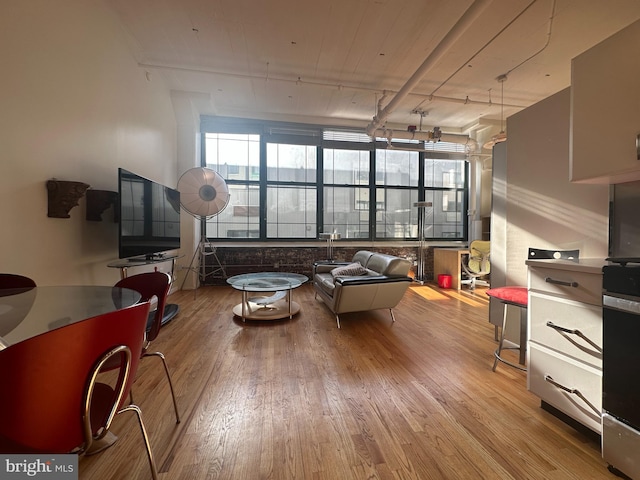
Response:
541,401,601,444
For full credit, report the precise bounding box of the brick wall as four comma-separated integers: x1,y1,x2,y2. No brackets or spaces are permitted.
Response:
202,245,435,285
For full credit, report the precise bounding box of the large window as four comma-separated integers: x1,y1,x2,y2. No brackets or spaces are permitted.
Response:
426,159,467,238
201,119,468,242
323,149,370,238
266,143,317,239
375,149,419,239
204,133,261,238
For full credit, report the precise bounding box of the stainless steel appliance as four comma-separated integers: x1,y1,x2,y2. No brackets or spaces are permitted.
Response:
602,259,640,479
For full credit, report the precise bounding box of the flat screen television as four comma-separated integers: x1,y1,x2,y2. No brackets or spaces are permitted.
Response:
118,168,181,259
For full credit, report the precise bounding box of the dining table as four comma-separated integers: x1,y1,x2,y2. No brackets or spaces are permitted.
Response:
0,285,142,349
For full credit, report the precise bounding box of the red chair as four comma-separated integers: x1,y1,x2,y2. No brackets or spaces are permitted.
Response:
0,273,36,289
115,271,180,423
0,301,158,479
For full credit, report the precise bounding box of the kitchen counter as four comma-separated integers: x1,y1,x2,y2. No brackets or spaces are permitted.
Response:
526,258,605,434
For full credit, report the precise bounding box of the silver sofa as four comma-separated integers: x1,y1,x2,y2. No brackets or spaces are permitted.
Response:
313,250,413,328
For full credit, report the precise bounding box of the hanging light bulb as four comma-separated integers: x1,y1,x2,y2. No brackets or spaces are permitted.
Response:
483,74,508,149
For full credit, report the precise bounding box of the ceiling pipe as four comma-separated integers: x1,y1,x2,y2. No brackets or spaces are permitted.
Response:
140,63,527,111
365,0,492,137
371,128,479,153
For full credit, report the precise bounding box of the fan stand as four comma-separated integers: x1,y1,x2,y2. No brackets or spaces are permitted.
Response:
177,167,230,297
180,226,227,297
413,201,432,284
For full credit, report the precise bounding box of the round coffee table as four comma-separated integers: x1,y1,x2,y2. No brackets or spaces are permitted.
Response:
226,272,308,321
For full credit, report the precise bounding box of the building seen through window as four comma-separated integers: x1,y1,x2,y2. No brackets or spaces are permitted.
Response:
202,124,468,242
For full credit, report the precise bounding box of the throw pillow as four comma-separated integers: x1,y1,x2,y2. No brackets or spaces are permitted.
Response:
330,262,368,278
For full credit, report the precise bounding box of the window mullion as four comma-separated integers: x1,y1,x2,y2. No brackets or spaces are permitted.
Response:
259,138,268,240
369,150,376,240
317,147,324,236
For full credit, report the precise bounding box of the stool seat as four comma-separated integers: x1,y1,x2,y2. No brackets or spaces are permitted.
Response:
486,286,528,307
487,286,528,372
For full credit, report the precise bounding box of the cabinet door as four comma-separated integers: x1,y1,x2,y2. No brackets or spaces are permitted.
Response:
528,266,602,306
570,19,640,183
529,292,602,368
528,344,602,433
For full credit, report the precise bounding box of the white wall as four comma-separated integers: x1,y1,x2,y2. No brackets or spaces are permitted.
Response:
171,91,208,290
0,0,178,285
505,88,609,286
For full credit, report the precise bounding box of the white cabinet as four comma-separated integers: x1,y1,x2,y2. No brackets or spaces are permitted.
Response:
570,19,640,184
526,259,605,433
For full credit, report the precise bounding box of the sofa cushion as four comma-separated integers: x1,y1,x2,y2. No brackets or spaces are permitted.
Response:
352,251,374,267
366,254,412,276
330,262,368,278
315,273,337,297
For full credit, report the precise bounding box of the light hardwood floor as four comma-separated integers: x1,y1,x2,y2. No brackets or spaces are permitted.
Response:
79,283,616,479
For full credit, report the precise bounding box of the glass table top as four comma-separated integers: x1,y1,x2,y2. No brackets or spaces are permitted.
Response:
226,272,308,292
0,286,142,348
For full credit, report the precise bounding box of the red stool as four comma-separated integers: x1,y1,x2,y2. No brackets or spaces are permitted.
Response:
486,286,528,372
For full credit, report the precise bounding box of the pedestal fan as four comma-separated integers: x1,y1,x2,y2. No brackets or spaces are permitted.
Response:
177,167,230,289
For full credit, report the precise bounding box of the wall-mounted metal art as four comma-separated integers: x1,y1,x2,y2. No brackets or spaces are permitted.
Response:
86,189,118,221
46,179,90,218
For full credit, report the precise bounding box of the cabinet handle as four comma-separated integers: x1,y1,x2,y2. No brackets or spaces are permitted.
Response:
544,375,600,416
544,277,579,288
545,321,602,352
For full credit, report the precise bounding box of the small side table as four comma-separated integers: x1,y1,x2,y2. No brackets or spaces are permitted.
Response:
227,272,308,321
433,247,469,290
320,232,341,261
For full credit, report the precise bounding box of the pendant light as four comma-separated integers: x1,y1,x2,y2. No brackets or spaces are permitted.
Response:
483,74,508,149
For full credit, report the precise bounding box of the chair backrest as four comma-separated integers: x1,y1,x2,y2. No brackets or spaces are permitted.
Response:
115,271,171,342
467,240,491,274
0,273,36,289
0,301,150,453
528,248,579,262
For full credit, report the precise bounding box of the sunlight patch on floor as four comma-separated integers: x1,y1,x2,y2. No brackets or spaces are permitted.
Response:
410,284,489,307
409,285,450,301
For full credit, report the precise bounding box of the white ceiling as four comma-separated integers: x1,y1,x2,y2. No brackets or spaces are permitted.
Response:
106,0,640,140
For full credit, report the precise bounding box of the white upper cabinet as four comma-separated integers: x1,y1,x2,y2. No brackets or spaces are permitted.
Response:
570,20,640,184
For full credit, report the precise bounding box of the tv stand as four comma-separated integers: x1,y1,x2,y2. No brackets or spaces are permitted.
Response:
107,254,181,327
124,253,167,263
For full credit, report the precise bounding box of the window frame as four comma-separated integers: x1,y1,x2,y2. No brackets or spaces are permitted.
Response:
200,117,469,243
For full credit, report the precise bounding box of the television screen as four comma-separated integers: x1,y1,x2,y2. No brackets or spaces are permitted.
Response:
118,168,181,259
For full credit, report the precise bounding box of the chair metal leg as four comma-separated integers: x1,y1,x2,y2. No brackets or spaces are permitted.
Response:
335,314,341,329
118,404,158,480
492,302,527,372
519,306,527,365
389,309,396,323
143,351,181,424
492,305,508,372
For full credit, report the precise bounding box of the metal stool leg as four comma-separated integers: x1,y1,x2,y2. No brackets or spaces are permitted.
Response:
518,305,527,366
492,301,527,372
492,303,508,372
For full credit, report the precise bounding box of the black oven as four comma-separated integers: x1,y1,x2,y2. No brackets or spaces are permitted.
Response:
602,261,640,479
